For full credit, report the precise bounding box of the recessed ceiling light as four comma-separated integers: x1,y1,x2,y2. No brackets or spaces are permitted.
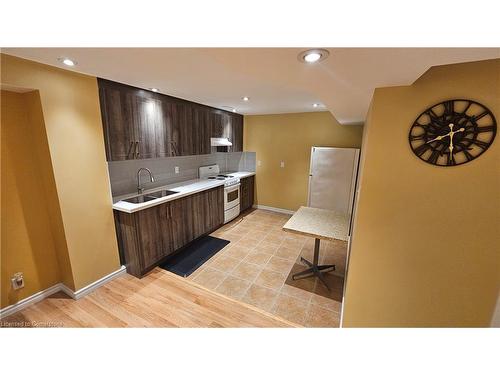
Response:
150,88,160,92
298,49,329,64
313,103,320,108
58,57,77,66
232,109,237,113
242,96,250,101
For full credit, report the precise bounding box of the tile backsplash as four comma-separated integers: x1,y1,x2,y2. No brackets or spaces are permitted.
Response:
108,151,256,197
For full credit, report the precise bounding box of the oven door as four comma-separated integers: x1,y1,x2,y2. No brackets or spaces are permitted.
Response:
224,183,240,210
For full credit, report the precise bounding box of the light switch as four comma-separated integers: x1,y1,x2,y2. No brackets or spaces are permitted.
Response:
280,161,285,168
174,166,180,174
257,160,262,167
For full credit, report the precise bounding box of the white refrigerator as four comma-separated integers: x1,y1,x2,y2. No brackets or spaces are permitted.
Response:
307,147,360,231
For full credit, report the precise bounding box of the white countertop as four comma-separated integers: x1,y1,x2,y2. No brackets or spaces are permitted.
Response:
112,171,255,213
282,206,349,242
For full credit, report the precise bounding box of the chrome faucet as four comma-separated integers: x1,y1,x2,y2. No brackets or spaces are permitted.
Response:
137,168,155,194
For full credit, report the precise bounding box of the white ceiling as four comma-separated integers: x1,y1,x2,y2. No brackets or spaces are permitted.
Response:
3,48,499,124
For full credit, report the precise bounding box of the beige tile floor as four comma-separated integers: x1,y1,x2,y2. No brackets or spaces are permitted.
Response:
188,208,344,327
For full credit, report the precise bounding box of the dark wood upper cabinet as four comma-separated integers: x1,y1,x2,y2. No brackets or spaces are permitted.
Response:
99,84,136,161
165,100,184,157
133,95,159,159
155,98,171,158
230,114,244,152
98,78,243,161
210,111,224,138
196,106,211,155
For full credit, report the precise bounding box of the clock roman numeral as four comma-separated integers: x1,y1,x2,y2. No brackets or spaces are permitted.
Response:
476,125,496,133
443,101,454,115
472,111,490,122
459,101,472,115
472,139,490,150
409,134,425,141
427,149,441,164
414,143,430,156
426,109,440,122
461,149,474,161
447,152,456,166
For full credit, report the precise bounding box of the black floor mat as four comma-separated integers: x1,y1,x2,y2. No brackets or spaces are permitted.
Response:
159,236,230,277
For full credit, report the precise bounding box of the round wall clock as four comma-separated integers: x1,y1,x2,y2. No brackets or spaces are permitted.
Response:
409,99,496,166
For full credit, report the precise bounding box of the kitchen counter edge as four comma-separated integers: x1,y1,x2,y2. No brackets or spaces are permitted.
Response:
112,171,256,214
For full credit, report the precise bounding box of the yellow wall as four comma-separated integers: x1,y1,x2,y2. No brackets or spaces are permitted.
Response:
243,112,363,211
1,54,120,294
343,59,500,327
1,91,63,307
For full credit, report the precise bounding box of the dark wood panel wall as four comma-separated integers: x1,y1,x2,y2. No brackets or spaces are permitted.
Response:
98,78,244,161
114,186,225,277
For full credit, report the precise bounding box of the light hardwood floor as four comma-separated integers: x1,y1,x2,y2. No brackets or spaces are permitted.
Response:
1,269,297,328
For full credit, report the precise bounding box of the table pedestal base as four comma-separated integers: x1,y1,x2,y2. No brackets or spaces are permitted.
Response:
292,238,335,291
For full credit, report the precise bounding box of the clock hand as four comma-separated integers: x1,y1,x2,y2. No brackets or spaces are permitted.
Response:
448,137,454,161
448,127,464,162
426,134,446,143
425,125,464,144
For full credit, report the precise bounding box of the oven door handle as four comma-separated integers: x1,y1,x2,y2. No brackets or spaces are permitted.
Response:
225,183,241,192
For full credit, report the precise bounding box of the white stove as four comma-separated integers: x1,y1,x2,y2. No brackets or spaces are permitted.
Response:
199,165,240,223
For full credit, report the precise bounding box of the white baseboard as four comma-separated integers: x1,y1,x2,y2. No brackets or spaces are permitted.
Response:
0,266,126,319
60,265,127,300
253,204,295,215
0,283,62,320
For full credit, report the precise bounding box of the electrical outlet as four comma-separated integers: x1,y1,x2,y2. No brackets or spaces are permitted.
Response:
11,272,24,290
174,166,180,174
280,161,285,168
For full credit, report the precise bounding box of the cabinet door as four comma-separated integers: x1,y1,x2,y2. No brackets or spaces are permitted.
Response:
196,106,211,155
170,196,194,250
191,187,224,236
240,179,248,212
240,176,254,212
248,176,254,209
133,95,158,159
99,85,136,161
178,103,196,156
182,104,210,156
156,99,171,158
210,111,224,138
230,114,244,152
191,189,209,238
135,205,170,269
221,112,232,141
169,101,183,156
208,187,224,230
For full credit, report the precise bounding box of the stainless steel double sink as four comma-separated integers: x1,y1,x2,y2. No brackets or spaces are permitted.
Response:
123,189,179,204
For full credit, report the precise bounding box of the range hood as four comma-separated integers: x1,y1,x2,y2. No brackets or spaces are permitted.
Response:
211,137,232,147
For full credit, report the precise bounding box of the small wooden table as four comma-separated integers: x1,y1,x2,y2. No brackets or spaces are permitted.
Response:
282,206,348,290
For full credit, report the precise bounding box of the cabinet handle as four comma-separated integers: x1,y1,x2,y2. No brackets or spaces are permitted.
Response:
127,141,134,158
135,141,139,158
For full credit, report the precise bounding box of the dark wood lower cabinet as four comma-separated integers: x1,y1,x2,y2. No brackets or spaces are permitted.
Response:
240,175,255,212
114,186,224,277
